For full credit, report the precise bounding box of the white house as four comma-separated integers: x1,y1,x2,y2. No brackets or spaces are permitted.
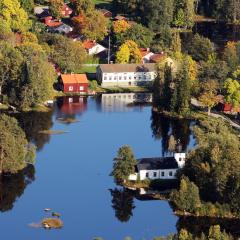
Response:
129,153,186,181
83,40,107,55
49,23,73,34
96,63,156,87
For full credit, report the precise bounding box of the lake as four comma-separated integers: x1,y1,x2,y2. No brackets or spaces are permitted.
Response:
1,94,196,240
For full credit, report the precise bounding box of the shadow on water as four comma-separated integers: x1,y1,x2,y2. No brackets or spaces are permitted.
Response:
151,111,193,156
0,165,35,212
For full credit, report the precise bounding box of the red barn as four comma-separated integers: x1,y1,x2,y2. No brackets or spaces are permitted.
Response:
60,74,88,93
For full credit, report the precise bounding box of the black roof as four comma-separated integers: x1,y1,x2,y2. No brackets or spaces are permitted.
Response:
137,157,178,171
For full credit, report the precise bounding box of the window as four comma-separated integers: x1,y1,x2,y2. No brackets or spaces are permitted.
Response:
104,77,107,80
80,86,84,91
69,86,73,91
153,172,157,177
169,171,173,177
161,172,165,177
109,77,112,80
119,76,122,80
124,76,127,80
146,172,149,178
68,98,73,103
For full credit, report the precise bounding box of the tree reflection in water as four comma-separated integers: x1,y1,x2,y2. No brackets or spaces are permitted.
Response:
110,188,135,222
151,111,192,156
15,111,53,150
0,165,35,212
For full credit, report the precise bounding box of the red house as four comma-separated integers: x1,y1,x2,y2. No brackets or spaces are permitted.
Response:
60,74,88,93
61,4,73,17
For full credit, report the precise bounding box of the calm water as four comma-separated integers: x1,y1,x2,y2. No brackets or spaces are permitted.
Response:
1,95,196,240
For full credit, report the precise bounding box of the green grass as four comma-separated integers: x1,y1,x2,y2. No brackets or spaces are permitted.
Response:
94,0,112,5
78,66,97,74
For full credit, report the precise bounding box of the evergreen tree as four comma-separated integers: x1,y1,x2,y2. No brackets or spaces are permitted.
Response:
110,145,137,183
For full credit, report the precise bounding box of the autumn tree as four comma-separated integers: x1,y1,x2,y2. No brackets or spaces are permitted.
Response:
199,80,219,115
223,41,239,70
73,11,109,41
224,78,240,111
116,44,130,63
112,20,131,34
49,0,64,19
0,114,35,174
0,0,31,32
110,145,137,183
71,0,95,15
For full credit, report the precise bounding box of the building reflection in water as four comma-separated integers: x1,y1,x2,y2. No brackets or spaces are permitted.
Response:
0,165,35,212
56,96,88,121
101,93,152,112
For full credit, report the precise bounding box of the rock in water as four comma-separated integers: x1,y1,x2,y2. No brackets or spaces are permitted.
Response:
41,218,63,229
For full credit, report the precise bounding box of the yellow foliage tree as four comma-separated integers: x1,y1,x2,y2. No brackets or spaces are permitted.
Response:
116,44,130,63
112,20,131,33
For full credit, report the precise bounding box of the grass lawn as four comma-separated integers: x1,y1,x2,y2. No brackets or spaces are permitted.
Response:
93,0,112,9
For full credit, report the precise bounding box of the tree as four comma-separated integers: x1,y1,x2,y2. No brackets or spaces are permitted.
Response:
19,0,34,13
117,23,154,48
49,34,87,73
0,0,31,32
112,20,131,34
199,80,219,115
188,34,214,61
224,78,240,111
116,40,142,63
72,11,109,41
223,41,239,71
0,114,35,174
71,0,95,15
168,135,177,154
116,44,130,63
170,177,201,213
49,0,64,19
110,145,137,183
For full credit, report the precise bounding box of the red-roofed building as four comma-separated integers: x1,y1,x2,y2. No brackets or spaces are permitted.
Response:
150,53,166,63
44,16,63,27
61,4,73,17
139,48,154,63
83,40,106,55
60,74,89,93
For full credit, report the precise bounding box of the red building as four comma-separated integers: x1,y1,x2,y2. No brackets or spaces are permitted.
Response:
61,4,73,17
60,74,89,93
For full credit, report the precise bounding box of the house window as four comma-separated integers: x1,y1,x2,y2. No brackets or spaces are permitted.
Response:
119,76,122,80
69,86,73,91
124,76,127,80
153,172,157,177
146,172,149,178
109,77,112,80
161,172,165,177
104,77,107,80
80,86,84,91
68,98,73,103
169,171,173,177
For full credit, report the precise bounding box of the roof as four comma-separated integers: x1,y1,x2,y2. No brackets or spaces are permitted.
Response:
61,74,88,84
150,53,165,63
139,48,152,58
99,63,156,73
83,40,96,50
99,9,112,15
137,157,179,171
114,15,126,21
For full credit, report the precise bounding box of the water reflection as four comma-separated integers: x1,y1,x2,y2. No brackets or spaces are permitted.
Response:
0,165,35,212
151,111,192,156
100,93,152,112
110,187,136,222
55,96,87,121
16,111,53,150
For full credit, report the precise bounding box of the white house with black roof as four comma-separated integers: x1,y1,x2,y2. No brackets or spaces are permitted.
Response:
129,153,186,181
